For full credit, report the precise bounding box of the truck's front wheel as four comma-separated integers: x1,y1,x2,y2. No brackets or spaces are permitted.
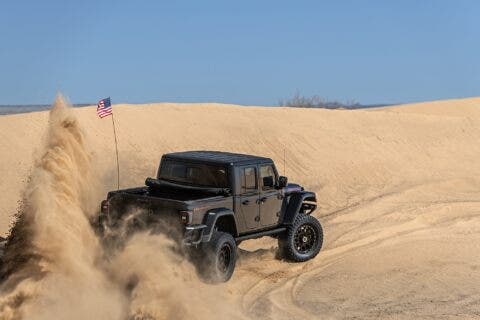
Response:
197,231,237,283
278,214,323,262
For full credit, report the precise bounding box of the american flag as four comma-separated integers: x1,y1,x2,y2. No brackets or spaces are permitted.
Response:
97,97,112,118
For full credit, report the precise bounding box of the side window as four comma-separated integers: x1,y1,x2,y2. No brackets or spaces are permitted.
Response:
260,165,276,191
241,167,257,193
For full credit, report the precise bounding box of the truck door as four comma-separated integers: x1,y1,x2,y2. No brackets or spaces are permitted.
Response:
259,164,283,227
236,166,260,230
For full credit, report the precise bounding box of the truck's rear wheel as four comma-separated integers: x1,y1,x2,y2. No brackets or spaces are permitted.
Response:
197,231,236,283
278,214,323,262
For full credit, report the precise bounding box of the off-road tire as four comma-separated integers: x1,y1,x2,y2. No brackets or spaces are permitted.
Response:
197,231,237,283
278,214,323,262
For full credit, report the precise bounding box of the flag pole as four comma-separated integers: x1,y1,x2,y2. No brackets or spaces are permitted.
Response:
110,110,120,190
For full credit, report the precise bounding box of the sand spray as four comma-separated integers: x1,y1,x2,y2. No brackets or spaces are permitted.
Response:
0,96,243,320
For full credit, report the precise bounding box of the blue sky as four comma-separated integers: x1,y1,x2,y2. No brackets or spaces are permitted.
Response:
0,0,478,105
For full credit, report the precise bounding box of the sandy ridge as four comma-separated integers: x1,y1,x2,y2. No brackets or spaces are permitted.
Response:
0,97,479,319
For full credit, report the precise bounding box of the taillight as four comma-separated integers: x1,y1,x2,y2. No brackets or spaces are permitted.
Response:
100,200,109,214
179,210,192,225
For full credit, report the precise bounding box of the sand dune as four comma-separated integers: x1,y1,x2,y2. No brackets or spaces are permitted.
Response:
0,97,479,319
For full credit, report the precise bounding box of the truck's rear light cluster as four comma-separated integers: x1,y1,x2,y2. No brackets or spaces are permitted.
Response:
180,210,193,225
100,200,109,214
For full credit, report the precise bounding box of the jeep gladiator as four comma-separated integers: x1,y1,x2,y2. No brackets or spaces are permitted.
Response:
98,151,323,282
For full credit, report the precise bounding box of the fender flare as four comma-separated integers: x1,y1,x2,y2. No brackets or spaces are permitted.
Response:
283,191,317,225
201,208,237,242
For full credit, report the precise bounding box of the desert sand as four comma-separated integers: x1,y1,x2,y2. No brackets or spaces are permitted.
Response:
0,97,479,319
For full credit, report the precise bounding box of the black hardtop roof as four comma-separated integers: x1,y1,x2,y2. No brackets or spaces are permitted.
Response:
163,151,273,166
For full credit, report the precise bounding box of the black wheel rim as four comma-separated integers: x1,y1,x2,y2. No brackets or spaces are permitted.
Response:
217,243,232,274
293,224,317,254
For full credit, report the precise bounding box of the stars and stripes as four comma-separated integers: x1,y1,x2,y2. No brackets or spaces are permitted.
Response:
97,97,112,118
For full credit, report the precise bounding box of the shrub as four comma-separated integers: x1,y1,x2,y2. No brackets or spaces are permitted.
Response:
279,91,361,109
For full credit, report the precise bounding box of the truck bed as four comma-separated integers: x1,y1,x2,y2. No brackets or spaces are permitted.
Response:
111,186,224,202
102,184,233,235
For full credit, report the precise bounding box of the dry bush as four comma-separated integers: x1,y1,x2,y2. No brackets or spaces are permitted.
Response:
279,91,360,109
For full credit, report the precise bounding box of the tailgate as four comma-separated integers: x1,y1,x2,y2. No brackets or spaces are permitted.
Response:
102,190,188,238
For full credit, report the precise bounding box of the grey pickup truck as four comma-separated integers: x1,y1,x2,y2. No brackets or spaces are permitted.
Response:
98,151,323,282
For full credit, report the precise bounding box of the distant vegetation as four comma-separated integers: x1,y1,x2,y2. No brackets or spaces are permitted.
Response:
279,92,386,109
0,104,91,116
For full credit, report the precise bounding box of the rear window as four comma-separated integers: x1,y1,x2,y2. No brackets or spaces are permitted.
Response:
159,160,229,188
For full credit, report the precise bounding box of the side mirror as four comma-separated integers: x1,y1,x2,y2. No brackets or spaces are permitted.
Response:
278,176,288,188
263,176,274,188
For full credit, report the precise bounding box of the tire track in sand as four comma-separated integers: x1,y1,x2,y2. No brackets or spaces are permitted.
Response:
236,179,480,319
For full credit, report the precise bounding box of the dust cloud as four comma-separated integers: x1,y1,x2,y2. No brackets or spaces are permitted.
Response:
0,96,242,320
